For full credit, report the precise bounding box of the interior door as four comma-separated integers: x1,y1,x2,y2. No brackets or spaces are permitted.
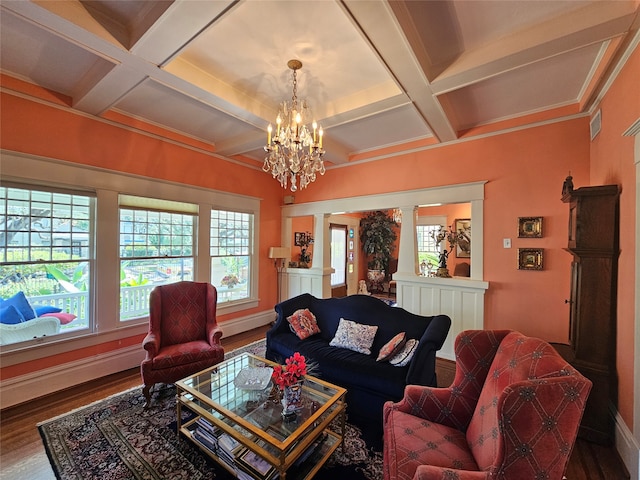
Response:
330,224,347,298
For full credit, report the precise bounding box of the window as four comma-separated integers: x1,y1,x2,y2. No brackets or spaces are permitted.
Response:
210,210,253,303
0,185,94,345
119,198,195,320
416,224,443,275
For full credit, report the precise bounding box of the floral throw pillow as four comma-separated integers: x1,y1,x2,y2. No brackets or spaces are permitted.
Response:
376,332,407,362
286,308,321,340
389,339,419,367
329,318,378,355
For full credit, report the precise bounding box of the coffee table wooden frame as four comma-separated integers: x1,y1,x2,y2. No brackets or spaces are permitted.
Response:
176,353,347,480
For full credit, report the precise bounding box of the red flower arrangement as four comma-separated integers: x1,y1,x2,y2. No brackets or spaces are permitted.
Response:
271,352,308,390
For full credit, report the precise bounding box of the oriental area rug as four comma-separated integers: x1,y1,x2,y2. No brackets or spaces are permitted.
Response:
38,339,383,480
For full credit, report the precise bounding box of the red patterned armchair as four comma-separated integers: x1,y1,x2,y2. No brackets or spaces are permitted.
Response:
383,330,591,480
141,281,224,408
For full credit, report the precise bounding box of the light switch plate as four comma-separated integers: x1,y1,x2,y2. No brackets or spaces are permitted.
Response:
503,238,512,248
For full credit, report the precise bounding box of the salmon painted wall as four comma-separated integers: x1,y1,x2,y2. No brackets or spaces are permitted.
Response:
292,118,591,344
589,46,639,430
0,79,286,380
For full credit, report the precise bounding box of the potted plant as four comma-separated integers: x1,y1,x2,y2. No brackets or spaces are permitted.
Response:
359,210,398,291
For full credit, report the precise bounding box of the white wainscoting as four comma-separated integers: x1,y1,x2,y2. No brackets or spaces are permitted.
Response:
395,274,489,361
0,309,274,409
284,267,331,298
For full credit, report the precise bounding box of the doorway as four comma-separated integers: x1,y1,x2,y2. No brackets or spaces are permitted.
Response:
330,224,347,297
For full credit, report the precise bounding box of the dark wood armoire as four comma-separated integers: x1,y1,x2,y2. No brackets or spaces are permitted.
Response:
552,183,620,445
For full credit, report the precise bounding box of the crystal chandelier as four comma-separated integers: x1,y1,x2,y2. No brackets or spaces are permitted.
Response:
263,59,326,192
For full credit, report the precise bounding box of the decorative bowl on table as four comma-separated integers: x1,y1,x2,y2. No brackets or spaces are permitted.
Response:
234,367,274,390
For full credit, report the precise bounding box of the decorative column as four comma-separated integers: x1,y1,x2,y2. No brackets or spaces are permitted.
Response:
396,206,418,276
311,213,333,297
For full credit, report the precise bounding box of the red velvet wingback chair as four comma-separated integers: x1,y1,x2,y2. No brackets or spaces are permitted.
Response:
383,330,591,480
141,281,224,408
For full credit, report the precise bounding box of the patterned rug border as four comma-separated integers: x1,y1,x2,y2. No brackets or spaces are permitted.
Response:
37,337,383,480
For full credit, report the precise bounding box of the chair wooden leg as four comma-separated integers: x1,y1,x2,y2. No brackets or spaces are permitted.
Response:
142,384,153,409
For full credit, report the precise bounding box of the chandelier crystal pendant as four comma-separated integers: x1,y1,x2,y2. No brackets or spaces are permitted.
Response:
263,59,326,192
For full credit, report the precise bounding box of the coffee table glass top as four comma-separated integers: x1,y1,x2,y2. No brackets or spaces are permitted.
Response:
177,353,345,445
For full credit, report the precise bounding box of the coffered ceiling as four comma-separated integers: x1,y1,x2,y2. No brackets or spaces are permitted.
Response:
1,1,638,167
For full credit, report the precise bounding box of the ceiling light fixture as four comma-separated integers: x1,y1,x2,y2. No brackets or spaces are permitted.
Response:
263,59,325,192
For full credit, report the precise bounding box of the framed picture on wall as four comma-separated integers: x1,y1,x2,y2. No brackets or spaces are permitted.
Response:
518,217,543,238
518,248,544,270
294,232,306,246
454,219,471,258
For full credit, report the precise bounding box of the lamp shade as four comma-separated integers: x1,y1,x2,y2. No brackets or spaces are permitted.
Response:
268,247,290,259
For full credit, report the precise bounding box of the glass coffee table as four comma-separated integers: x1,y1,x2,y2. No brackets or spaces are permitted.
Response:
176,353,347,480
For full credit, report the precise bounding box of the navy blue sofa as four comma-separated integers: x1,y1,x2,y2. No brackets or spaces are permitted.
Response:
265,293,451,427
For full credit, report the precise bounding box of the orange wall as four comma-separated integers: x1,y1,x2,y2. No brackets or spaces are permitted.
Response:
294,118,590,344
589,46,639,430
0,79,287,380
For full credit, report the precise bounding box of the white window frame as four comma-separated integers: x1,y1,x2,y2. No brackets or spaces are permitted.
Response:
210,209,255,306
118,196,198,322
416,215,447,271
0,152,260,361
0,183,96,345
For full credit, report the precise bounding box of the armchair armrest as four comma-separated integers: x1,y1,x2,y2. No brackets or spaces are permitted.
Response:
142,332,159,359
406,314,451,386
207,325,223,346
384,384,477,431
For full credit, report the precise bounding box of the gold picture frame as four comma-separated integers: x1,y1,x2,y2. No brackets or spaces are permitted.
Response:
518,248,543,270
518,217,542,238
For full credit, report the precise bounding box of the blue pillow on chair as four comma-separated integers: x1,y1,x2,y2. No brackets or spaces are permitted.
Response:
0,292,37,320
35,305,63,316
0,305,25,324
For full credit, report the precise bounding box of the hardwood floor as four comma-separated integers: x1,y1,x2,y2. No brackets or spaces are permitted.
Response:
0,325,629,480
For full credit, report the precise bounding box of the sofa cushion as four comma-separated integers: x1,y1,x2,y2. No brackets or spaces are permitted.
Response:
35,305,63,316
329,318,378,355
377,332,406,362
287,308,320,340
268,333,408,398
0,305,25,324
151,340,220,370
389,339,419,367
40,312,77,325
1,292,36,321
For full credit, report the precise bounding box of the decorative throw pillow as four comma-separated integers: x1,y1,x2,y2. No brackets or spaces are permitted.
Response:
0,292,36,321
329,318,378,355
376,332,407,362
286,308,321,340
41,312,77,325
35,305,63,316
389,339,419,367
0,305,25,324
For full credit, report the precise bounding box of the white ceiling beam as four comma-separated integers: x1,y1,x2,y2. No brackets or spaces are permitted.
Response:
341,0,458,143
3,0,239,116
74,0,238,114
430,0,639,94
130,0,236,65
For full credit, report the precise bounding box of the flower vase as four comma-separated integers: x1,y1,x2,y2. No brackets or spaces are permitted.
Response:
281,382,303,418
